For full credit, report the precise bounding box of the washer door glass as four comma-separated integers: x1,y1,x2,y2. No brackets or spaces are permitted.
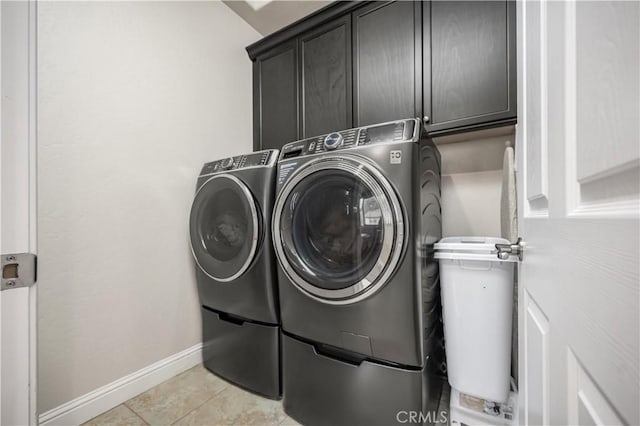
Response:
275,156,404,302
281,169,385,289
189,175,260,282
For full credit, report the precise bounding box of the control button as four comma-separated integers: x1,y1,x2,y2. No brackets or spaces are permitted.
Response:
324,132,343,150
221,157,235,170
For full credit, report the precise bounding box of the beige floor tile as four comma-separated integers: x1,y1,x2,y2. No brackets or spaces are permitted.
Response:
182,364,231,395
83,404,148,426
278,414,301,426
125,364,229,426
173,385,284,426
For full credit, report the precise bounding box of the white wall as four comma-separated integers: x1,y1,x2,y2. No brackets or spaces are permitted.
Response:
37,1,259,414
434,127,515,238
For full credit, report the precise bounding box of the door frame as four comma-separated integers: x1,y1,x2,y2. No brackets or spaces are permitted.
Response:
0,1,38,424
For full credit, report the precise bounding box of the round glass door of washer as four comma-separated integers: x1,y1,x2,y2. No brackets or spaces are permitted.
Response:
189,174,260,282
273,156,404,303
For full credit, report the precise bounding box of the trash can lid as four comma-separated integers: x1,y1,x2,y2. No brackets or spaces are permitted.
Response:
434,236,510,253
434,251,517,262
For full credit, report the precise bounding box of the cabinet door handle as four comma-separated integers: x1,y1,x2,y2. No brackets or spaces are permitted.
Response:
423,116,430,123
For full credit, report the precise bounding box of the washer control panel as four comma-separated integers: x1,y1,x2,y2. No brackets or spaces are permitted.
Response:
280,128,359,160
357,120,414,146
279,118,419,160
200,150,276,176
323,132,344,150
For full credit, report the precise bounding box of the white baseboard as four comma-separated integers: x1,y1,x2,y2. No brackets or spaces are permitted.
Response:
38,343,203,426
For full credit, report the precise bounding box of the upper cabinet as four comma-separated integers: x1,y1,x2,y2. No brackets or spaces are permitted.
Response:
299,16,352,138
353,1,421,126
425,1,516,134
253,40,299,151
247,1,517,150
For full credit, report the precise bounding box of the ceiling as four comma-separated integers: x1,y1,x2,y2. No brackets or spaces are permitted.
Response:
223,0,333,37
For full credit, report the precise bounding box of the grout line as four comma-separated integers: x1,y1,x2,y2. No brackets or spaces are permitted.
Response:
123,401,150,425
126,404,151,426
123,401,136,415
168,393,219,426
124,397,158,425
123,366,272,426
168,371,232,425
122,364,206,424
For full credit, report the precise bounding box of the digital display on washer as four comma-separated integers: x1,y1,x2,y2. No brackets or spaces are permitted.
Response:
364,123,402,144
243,152,270,167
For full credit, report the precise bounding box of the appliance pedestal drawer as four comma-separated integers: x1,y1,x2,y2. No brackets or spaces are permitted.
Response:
282,333,443,425
202,307,281,399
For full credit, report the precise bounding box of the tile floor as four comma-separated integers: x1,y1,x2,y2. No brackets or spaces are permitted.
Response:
85,364,450,426
83,365,298,426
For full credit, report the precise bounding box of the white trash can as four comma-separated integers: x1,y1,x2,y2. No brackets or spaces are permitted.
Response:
435,237,516,403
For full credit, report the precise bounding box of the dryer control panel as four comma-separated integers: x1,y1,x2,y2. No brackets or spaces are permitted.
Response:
279,118,419,160
200,149,277,176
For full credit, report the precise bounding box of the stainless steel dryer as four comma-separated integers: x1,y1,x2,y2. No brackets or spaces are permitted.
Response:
189,149,280,399
272,119,444,424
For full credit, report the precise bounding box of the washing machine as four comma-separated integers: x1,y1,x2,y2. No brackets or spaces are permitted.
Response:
189,149,280,399
272,118,444,425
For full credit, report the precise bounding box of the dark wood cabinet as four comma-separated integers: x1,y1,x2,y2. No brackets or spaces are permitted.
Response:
300,16,352,137
247,0,517,150
353,1,422,127
253,41,299,151
425,1,516,134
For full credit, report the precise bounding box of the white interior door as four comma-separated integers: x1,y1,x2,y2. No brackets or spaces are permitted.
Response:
1,1,38,425
516,1,639,425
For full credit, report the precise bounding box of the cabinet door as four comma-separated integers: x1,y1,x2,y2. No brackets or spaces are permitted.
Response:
426,1,516,134
353,1,422,127
300,16,352,138
253,40,299,150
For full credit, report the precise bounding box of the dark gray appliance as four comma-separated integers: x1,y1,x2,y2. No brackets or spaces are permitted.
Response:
272,119,444,424
189,149,280,399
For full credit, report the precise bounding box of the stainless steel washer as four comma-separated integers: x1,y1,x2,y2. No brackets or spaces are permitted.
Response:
189,149,281,399
271,119,445,424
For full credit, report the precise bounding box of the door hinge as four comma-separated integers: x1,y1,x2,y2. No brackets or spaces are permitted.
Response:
495,238,524,261
1,253,37,291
